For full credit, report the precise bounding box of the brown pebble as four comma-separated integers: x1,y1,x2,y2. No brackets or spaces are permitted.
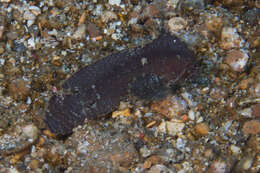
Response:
208,160,228,173
239,78,254,90
151,96,187,119
256,0,260,8
220,27,241,50
11,149,30,164
78,12,86,26
242,120,260,135
86,22,101,38
29,159,41,169
44,152,62,166
9,79,30,100
205,15,223,32
225,50,249,72
112,108,131,118
143,155,164,169
252,104,260,118
142,5,160,19
194,123,209,136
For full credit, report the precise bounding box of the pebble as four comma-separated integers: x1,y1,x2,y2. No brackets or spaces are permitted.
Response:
205,15,223,32
234,157,254,172
220,27,242,50
0,168,20,173
0,26,4,40
86,22,101,38
225,49,249,72
142,5,160,19
29,6,41,16
151,96,187,119
180,0,205,11
29,159,41,169
23,10,36,20
238,108,252,118
109,0,121,6
194,123,209,136
252,103,260,117
101,11,118,23
257,0,260,8
188,109,195,121
208,160,228,173
168,17,187,33
181,92,197,107
217,0,243,8
0,46,4,54
8,79,30,100
158,121,185,136
143,156,164,169
148,164,174,173
72,24,86,39
166,0,180,9
230,145,241,155
112,108,131,118
22,124,39,141
242,120,260,135
140,146,152,158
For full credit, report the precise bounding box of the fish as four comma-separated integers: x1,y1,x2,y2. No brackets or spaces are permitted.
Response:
44,34,198,136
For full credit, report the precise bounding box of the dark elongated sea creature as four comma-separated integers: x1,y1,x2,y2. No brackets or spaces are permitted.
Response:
44,34,198,135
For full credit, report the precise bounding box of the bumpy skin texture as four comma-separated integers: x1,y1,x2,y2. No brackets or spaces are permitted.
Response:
44,34,198,135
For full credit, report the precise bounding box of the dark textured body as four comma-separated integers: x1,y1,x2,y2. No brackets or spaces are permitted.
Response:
44,34,198,135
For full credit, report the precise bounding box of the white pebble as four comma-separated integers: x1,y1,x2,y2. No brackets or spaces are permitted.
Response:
109,0,121,6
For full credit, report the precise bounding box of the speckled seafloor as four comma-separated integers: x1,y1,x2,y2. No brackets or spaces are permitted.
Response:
0,0,259,173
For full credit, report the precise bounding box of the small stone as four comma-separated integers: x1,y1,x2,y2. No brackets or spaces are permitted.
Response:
9,79,30,100
143,156,164,169
225,50,249,72
148,164,174,173
101,11,118,23
181,92,197,107
242,120,260,135
188,109,195,120
239,78,254,90
86,22,101,38
252,104,260,117
109,0,121,6
217,0,243,8
257,0,260,8
230,145,241,155
13,41,26,53
112,108,131,118
0,26,4,40
29,6,41,16
180,0,205,11
140,146,152,158
151,96,187,119
0,168,20,173
167,0,180,9
22,124,39,140
23,10,36,20
72,24,86,39
142,5,160,18
220,27,242,50
244,8,260,25
238,108,252,118
194,123,209,136
29,159,41,169
168,17,187,33
158,121,185,136
208,160,228,173
234,157,254,172
0,46,4,54
205,15,223,32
